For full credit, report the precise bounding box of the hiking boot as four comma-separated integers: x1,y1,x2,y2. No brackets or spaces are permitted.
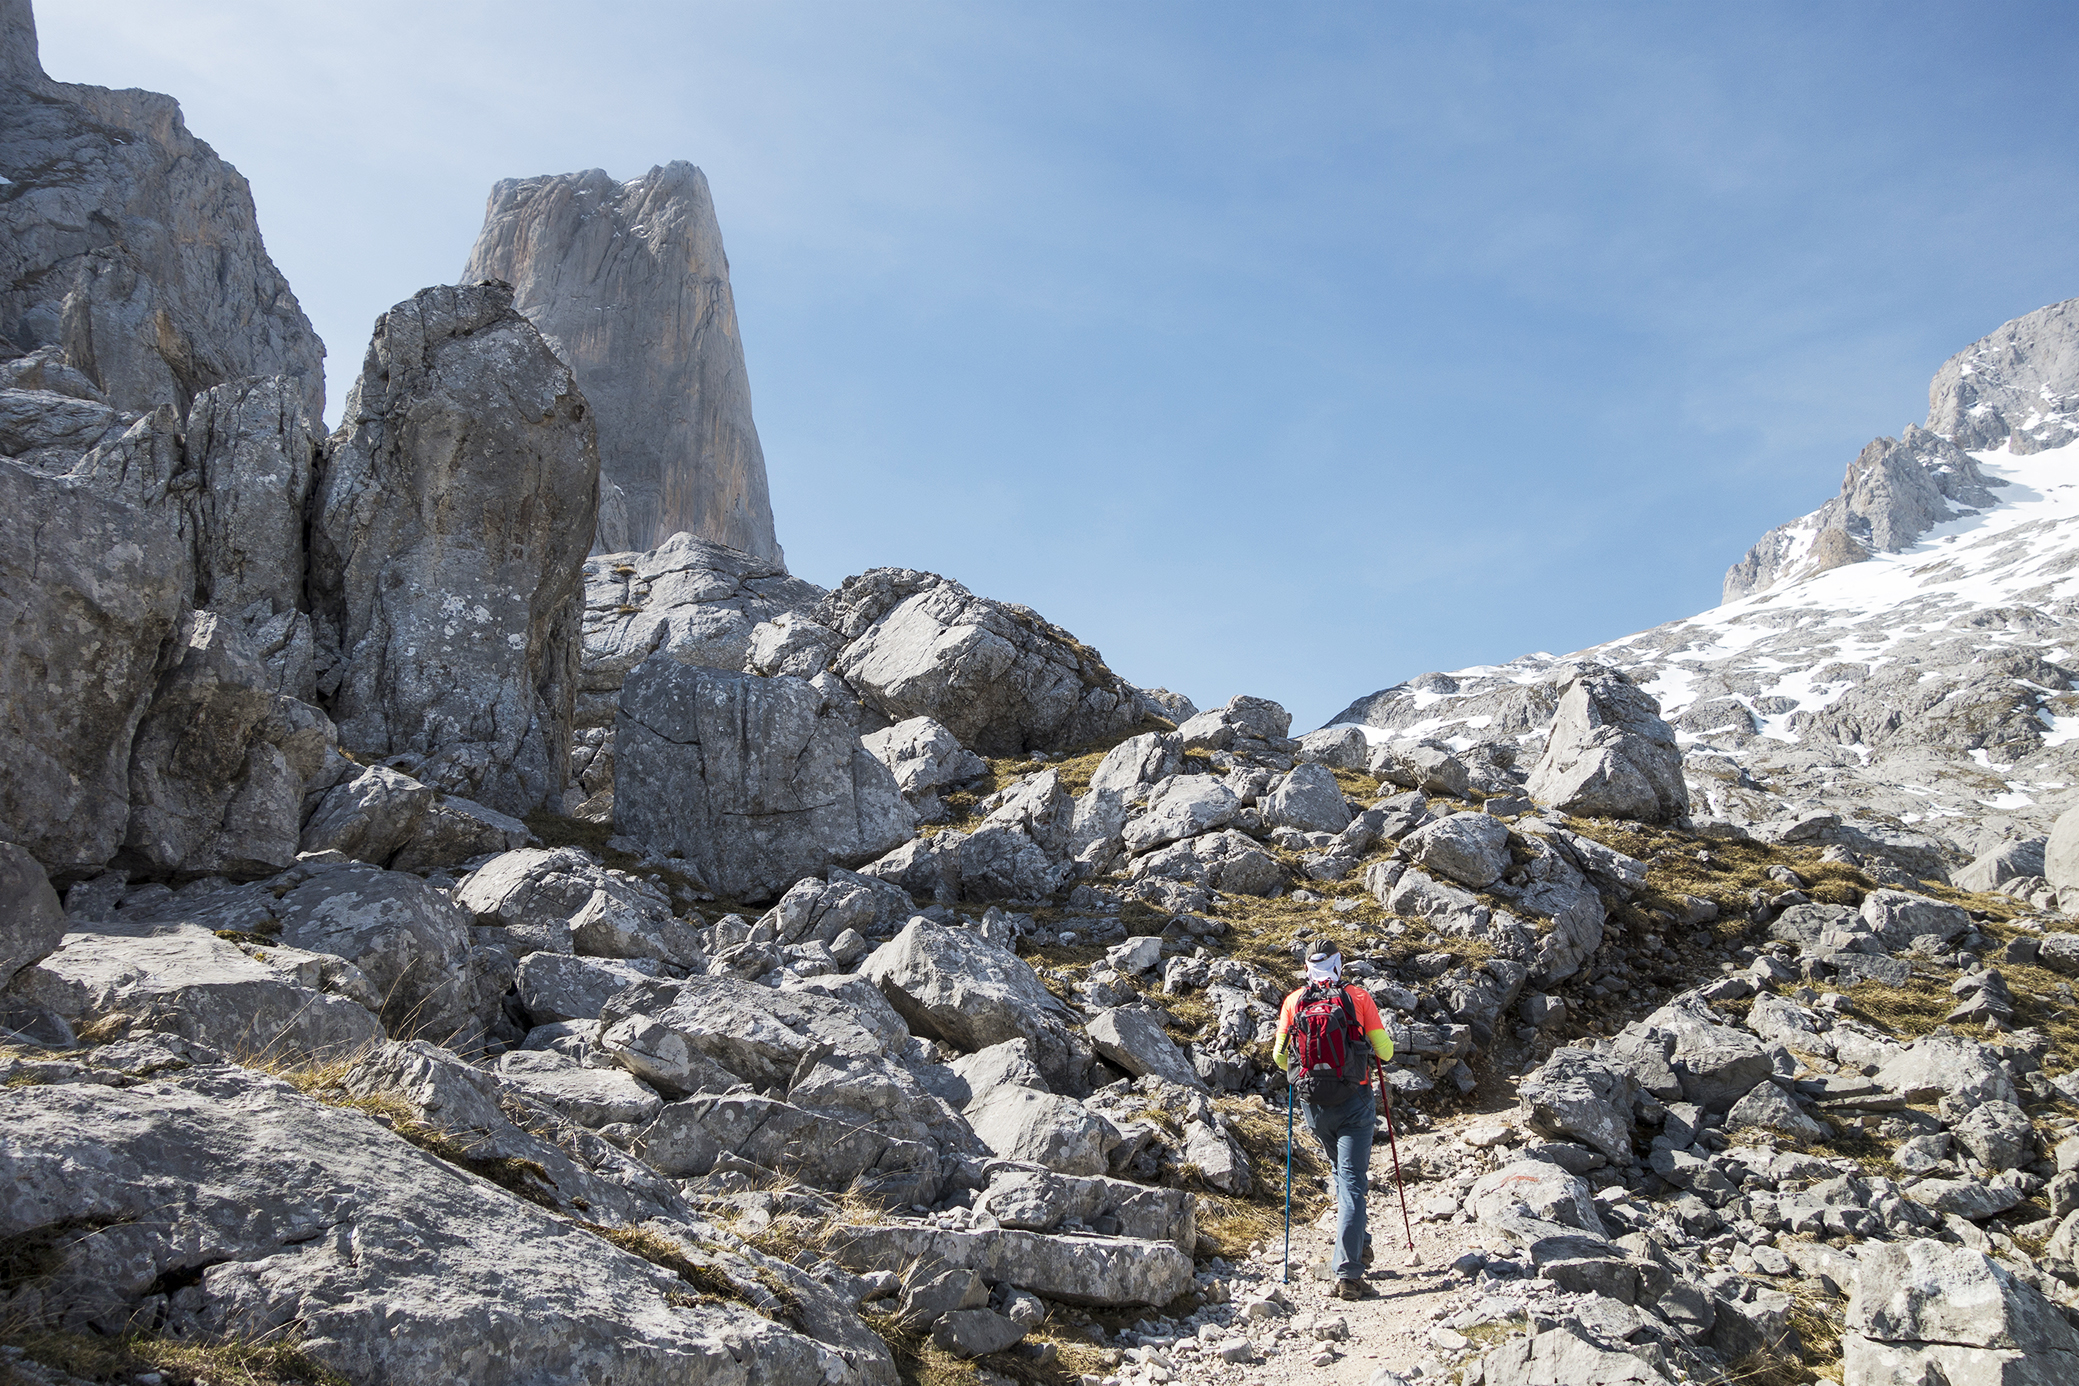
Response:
1332,1278,1374,1300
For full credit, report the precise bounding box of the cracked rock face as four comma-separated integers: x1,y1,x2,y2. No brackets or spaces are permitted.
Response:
311,281,598,818
816,568,1155,758
0,1,324,419
0,1064,867,1385
612,659,914,900
464,162,780,560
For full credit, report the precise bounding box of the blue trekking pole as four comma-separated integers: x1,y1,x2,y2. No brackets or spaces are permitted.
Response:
1282,1082,1293,1284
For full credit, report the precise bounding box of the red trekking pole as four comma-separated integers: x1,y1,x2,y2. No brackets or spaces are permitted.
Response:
1376,1058,1415,1252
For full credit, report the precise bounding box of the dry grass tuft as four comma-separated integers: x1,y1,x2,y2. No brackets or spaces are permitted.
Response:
0,1329,349,1385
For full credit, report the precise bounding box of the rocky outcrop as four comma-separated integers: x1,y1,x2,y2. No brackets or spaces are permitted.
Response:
815,568,1155,757
575,532,823,796
119,609,334,879
0,458,188,878
613,660,914,900
0,1,324,418
1525,670,1688,822
0,1061,881,1385
311,281,598,817
1926,296,2079,454
1723,425,2000,601
463,163,781,559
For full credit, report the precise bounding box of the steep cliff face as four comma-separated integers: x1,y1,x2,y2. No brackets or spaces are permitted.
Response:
0,0,325,419
463,162,781,562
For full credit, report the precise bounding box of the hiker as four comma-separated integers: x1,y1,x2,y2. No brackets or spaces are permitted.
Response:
1270,947,1394,1299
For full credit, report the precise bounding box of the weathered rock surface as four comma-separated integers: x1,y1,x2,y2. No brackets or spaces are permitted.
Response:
0,841,65,987
0,1063,882,1384
815,568,1153,757
613,660,914,901
0,459,188,878
1842,1238,2079,1386
311,281,596,817
465,162,781,559
861,919,1087,1090
0,5,325,420
1526,670,1688,823
579,532,823,736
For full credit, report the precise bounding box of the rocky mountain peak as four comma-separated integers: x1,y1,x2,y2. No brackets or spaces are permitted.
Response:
0,0,42,84
1927,295,2079,454
1722,301,2079,604
464,161,781,562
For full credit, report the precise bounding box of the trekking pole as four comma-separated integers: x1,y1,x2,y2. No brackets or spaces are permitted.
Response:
1282,1082,1293,1284
1376,1058,1415,1252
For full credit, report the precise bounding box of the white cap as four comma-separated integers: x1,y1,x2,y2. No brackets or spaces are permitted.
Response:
1305,950,1342,984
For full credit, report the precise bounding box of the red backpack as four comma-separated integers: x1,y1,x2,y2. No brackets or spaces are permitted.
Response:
1288,982,1371,1105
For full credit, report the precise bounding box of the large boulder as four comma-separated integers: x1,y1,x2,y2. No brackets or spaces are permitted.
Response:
0,842,65,988
975,1165,1196,1253
1127,829,1283,897
824,1220,1194,1309
860,919,1086,1090
464,163,782,559
1405,811,1513,889
1957,836,2048,894
184,375,324,700
0,459,187,878
1525,669,1688,823
860,716,988,799
1467,1160,1602,1233
1875,1035,2021,1107
274,864,495,1046
578,532,824,734
456,846,700,965
118,609,335,880
1517,1046,1639,1161
1261,762,1353,834
613,661,914,901
815,568,1152,757
1842,1239,2079,1386
1610,999,1770,1109
2047,806,2079,897
11,921,382,1062
1120,775,1239,854
596,974,901,1095
0,1064,885,1385
1086,1005,1207,1092
0,9,325,419
309,281,596,817
1069,730,1181,855
963,1086,1118,1177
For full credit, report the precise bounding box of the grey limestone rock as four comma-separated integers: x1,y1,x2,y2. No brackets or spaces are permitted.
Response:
492,1048,663,1128
860,716,988,799
1842,1238,2079,1386
816,567,1154,757
464,163,781,559
823,1219,1194,1309
580,531,824,734
1371,738,1473,797
1086,1005,1207,1092
975,1164,1196,1252
1262,761,1353,834
1467,1159,1602,1234
1517,1046,1639,1161
1926,296,2079,454
0,841,64,987
1127,828,1283,897
0,1061,876,1385
860,919,1087,1091
119,609,331,880
2047,805,2079,896
1526,670,1688,823
613,660,914,901
1121,774,1240,853
310,281,596,818
515,952,655,1026
457,846,698,966
12,919,382,1062
1610,999,1769,1109
0,458,187,878
273,863,495,1047
1957,835,2047,893
1405,811,1513,889
963,1085,1118,1177
0,4,325,420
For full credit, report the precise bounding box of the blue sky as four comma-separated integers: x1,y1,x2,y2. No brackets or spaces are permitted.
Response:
38,1,2079,730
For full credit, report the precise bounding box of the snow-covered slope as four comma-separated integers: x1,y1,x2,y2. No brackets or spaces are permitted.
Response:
1326,299,2079,865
